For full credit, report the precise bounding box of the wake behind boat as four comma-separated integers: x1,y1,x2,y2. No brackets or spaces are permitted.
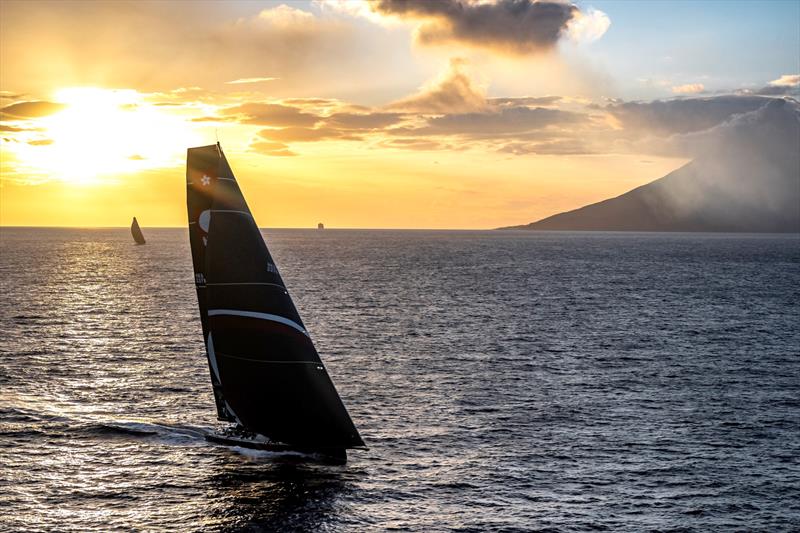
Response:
186,143,364,463
204,426,347,463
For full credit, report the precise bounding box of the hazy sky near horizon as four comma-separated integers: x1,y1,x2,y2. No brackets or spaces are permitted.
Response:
1,0,798,228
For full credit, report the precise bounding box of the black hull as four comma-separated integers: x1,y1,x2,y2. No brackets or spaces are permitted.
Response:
205,432,347,464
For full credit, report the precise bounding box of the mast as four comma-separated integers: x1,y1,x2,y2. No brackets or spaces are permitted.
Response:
186,143,364,449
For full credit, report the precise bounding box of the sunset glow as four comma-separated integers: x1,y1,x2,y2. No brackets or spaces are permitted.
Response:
4,88,200,185
1,4,799,529
1,1,798,228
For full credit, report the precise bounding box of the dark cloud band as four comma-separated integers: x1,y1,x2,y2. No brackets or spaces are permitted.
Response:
370,0,577,53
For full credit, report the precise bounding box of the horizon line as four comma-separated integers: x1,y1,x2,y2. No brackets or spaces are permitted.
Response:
0,224,501,231
1,225,798,235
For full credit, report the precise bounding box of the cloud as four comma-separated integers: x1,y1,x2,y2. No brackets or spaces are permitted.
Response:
316,0,388,23
637,77,672,89
257,126,361,142
250,141,297,157
256,3,316,26
191,115,237,123
662,98,800,160
0,100,66,118
750,74,800,96
389,58,487,113
601,95,800,170
606,96,773,135
769,74,800,87
228,60,589,155
142,87,221,107
369,0,579,54
213,101,405,133
0,2,364,96
381,138,451,151
282,98,341,106
222,103,321,127
325,112,405,129
564,7,610,43
27,139,54,146
671,83,705,95
225,77,279,85
0,124,37,132
754,85,800,96
254,110,406,146
499,139,592,155
0,91,25,100
489,96,563,107
420,105,583,136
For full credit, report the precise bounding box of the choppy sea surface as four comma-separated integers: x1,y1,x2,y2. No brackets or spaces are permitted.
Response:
1,228,799,532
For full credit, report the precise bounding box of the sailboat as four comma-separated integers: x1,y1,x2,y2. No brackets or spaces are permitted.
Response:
186,143,364,463
131,217,146,245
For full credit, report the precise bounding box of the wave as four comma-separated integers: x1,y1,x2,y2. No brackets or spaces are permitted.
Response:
78,420,210,446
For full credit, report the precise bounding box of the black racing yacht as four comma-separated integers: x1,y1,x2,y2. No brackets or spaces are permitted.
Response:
186,143,364,463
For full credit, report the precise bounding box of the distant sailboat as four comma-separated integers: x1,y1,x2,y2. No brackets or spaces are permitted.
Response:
131,217,146,245
186,143,364,462
317,222,325,230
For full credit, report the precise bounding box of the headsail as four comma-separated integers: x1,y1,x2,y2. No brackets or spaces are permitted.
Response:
186,143,364,449
131,217,146,245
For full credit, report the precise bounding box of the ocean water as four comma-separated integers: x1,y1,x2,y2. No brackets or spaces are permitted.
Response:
1,228,799,532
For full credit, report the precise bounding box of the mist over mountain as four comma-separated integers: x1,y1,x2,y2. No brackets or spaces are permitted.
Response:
504,98,800,232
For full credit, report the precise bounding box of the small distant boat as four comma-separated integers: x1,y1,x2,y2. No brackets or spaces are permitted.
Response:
317,222,325,230
131,217,146,245
186,143,364,463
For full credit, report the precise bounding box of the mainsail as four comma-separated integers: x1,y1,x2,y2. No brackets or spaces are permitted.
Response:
186,143,364,450
131,217,146,245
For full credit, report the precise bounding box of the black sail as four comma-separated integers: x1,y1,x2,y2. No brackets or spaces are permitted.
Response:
187,143,364,449
131,217,146,244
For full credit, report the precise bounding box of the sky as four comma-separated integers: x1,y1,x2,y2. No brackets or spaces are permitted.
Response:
0,0,798,228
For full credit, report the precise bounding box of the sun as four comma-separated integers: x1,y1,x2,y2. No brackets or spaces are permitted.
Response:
9,87,202,184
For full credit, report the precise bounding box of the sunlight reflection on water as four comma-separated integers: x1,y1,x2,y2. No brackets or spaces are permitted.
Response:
1,228,799,531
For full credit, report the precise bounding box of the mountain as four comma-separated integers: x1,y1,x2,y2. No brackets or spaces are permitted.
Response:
502,98,800,233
